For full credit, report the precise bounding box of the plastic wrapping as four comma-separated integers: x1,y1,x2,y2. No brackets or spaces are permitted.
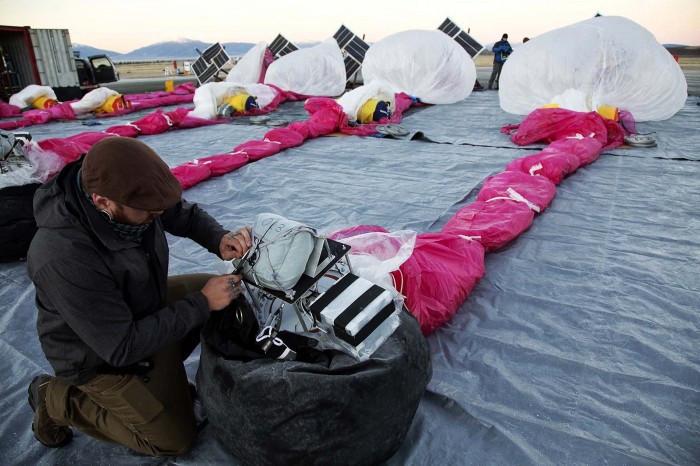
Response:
362,30,475,105
337,230,415,292
9,85,57,109
499,16,687,121
0,141,64,189
190,82,279,119
225,42,268,84
69,87,120,115
264,38,346,97
336,81,396,123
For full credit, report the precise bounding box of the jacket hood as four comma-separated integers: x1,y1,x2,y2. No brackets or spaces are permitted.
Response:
33,159,88,231
33,157,136,251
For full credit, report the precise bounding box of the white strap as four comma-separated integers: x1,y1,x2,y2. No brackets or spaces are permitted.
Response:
485,187,541,213
528,163,543,176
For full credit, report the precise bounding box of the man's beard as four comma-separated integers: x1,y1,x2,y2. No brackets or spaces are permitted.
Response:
112,204,158,225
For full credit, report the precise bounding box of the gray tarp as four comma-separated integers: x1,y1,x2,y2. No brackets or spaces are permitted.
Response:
0,92,698,465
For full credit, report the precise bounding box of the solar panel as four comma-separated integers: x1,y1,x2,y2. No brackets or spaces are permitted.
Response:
438,17,484,58
333,25,370,81
192,42,232,84
344,57,361,78
268,34,298,59
334,25,355,49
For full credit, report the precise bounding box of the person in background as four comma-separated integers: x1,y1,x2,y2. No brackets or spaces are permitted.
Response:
488,33,513,90
26,137,251,456
523,37,530,43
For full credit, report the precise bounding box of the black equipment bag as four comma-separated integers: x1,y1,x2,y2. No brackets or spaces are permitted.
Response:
197,308,432,466
0,183,40,262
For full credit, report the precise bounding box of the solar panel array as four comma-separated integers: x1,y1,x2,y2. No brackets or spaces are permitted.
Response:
268,34,299,59
333,25,370,81
192,43,232,84
438,18,484,58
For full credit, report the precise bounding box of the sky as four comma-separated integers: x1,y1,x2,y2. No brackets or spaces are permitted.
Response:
1,0,699,53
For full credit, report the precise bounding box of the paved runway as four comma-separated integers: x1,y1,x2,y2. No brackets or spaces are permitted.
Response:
107,67,700,98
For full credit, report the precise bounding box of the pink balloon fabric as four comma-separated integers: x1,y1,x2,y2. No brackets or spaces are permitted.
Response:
390,233,485,335
442,199,535,252
477,171,557,212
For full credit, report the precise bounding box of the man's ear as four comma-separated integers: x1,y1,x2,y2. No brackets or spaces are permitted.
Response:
92,194,111,211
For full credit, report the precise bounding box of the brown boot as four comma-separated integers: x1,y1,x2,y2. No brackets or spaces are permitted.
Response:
27,374,73,448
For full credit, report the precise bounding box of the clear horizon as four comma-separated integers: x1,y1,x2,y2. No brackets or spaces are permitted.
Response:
1,0,698,53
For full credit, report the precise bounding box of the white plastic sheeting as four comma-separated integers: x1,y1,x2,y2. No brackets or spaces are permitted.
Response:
0,142,64,188
498,16,687,121
336,81,396,122
8,85,57,108
189,82,278,119
362,30,475,105
69,87,120,115
226,42,267,84
264,38,346,97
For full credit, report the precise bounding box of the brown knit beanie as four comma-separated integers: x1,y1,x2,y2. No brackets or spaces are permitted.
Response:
82,137,182,210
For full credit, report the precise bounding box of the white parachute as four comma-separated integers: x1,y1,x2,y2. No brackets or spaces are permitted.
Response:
362,30,476,105
498,16,687,121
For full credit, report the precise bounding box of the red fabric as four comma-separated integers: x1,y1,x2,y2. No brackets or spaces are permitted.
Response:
441,199,535,252
304,101,347,137
195,152,249,177
287,121,310,140
391,233,485,335
503,108,610,148
233,140,283,161
477,171,557,212
263,127,305,149
0,101,21,117
540,137,603,167
103,125,140,137
170,162,211,190
505,150,581,185
601,118,625,151
38,133,117,164
260,48,275,83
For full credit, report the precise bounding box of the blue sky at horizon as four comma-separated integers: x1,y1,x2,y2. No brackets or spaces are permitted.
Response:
1,0,698,53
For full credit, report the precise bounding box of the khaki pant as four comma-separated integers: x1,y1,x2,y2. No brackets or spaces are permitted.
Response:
44,273,214,456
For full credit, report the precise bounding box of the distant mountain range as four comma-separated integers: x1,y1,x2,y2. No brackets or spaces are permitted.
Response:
74,38,696,62
73,38,320,62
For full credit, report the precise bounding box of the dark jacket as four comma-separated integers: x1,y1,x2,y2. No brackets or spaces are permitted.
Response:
27,157,228,385
492,39,513,64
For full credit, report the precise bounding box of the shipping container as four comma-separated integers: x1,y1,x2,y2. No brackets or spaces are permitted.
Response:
0,25,118,102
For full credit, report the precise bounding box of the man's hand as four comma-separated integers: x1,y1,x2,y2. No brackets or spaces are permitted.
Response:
201,274,244,311
220,227,252,261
